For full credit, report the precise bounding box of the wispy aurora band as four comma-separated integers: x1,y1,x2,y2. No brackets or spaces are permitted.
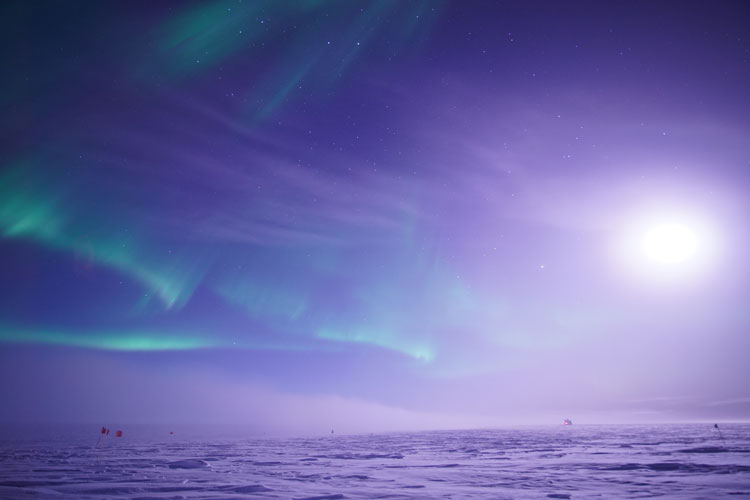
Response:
0,166,200,309
148,1,444,120
317,328,434,363
0,167,438,360
0,0,448,325
0,326,215,351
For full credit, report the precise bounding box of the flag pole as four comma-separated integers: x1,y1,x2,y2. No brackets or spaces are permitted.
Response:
714,424,727,447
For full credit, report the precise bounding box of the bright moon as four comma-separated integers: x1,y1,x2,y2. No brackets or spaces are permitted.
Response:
641,223,697,264
614,207,718,286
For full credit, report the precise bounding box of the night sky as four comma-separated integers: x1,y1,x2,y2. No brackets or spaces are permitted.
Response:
1,1,748,432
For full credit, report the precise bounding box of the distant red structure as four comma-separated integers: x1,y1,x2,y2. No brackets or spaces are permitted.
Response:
115,430,123,437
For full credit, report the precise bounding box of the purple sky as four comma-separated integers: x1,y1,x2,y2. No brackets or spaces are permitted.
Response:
1,1,748,432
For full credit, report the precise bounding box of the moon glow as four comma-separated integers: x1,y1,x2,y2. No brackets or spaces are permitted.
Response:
641,223,697,264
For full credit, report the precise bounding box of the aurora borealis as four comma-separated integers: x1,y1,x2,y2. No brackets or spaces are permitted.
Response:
1,1,748,430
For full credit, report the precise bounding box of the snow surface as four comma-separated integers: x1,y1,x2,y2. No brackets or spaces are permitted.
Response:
0,424,748,499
